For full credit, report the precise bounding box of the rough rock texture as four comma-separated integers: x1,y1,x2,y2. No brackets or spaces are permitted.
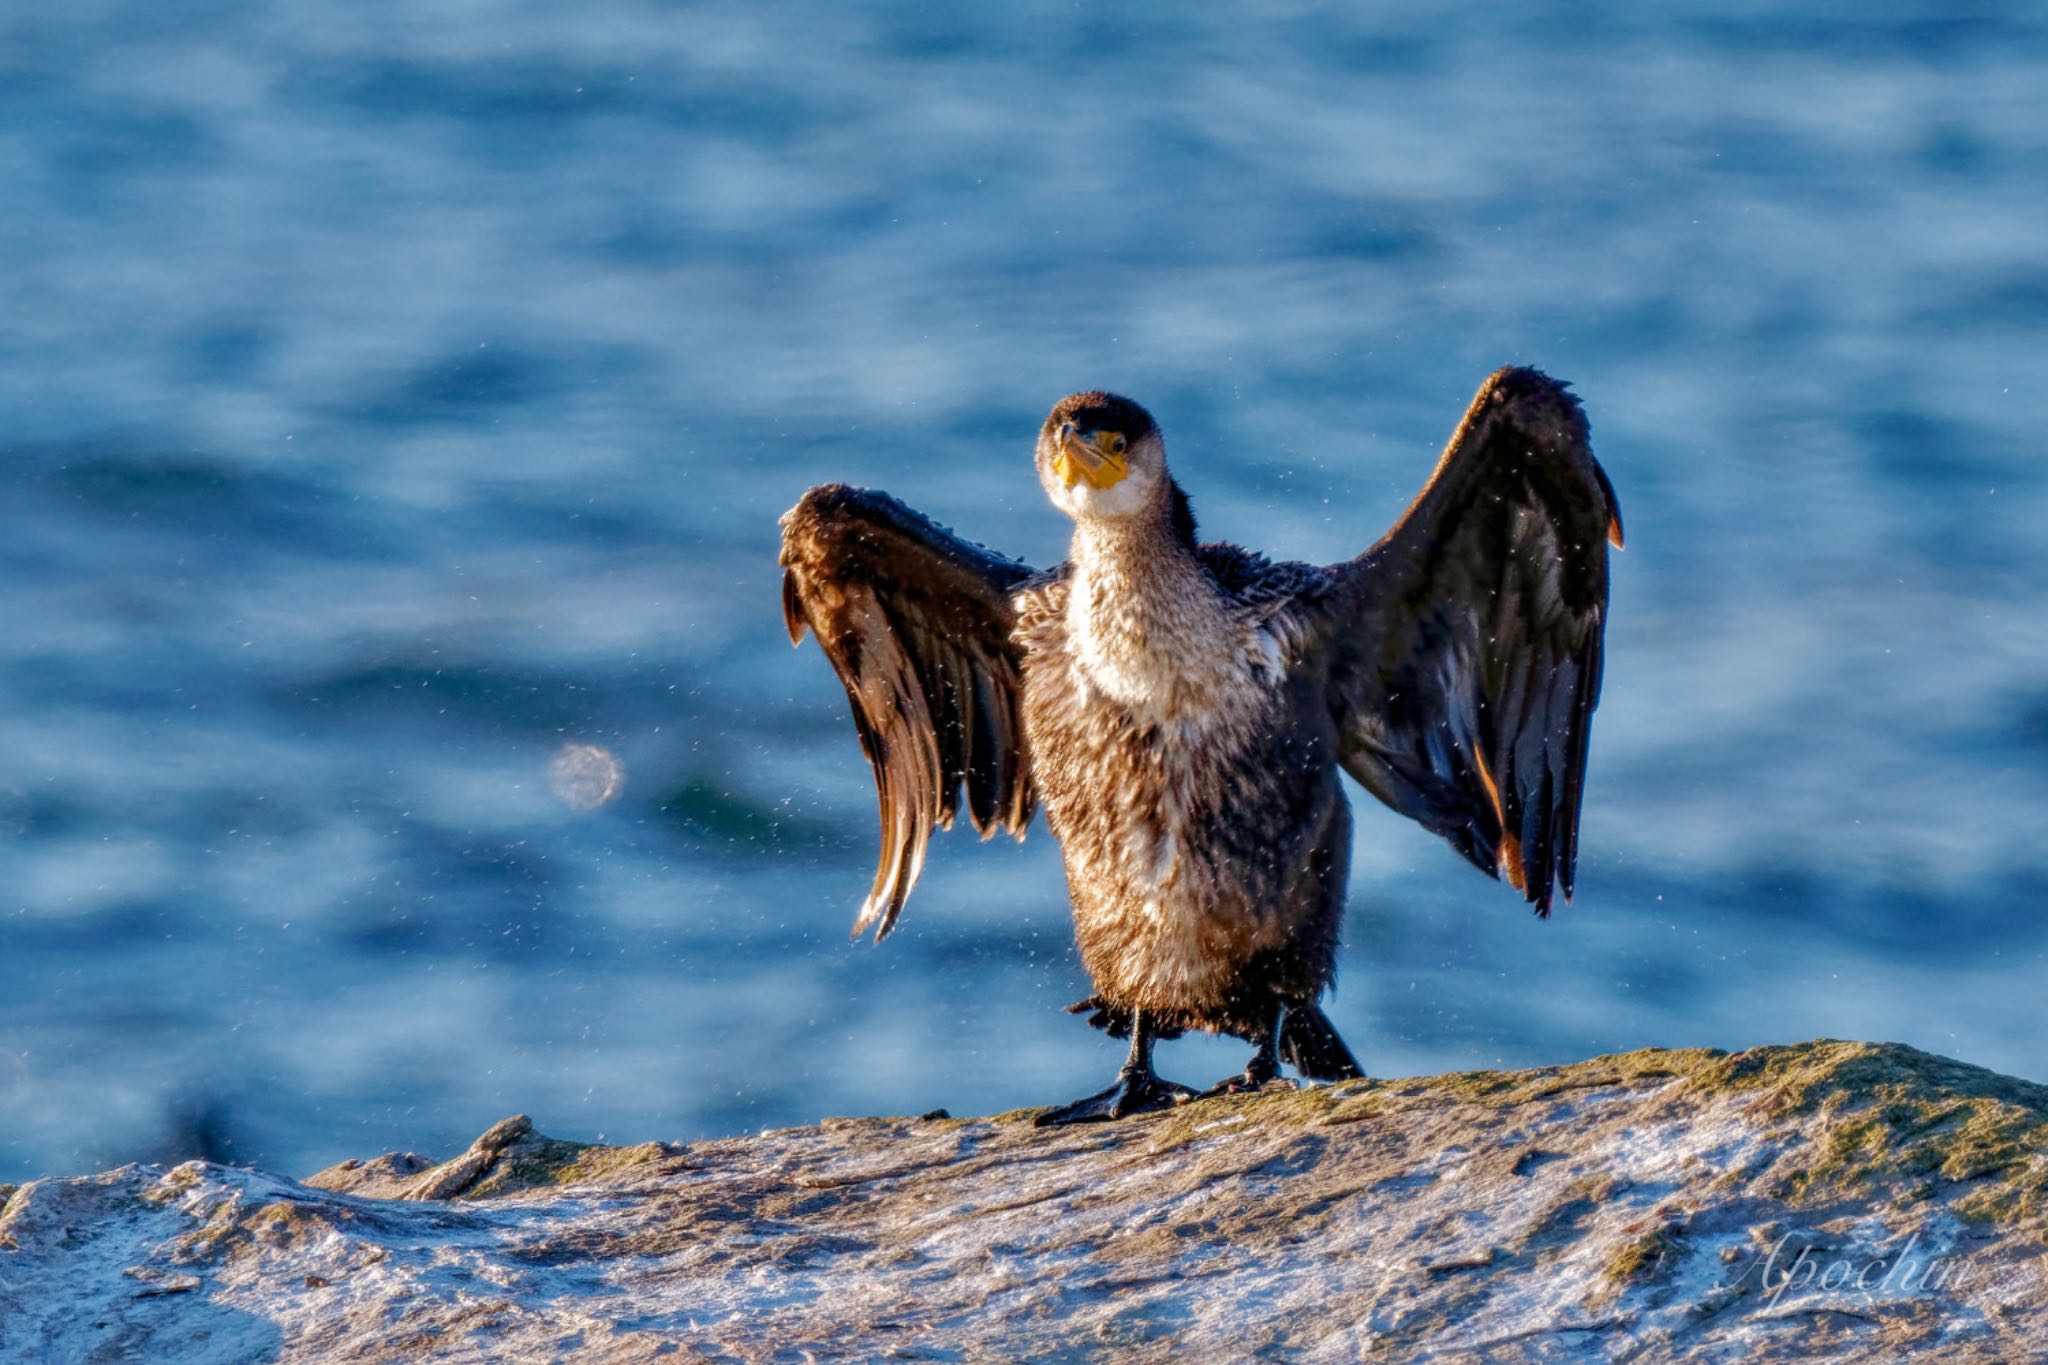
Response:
4,1041,2047,1362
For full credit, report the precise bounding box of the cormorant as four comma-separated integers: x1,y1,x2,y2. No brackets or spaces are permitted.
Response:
779,368,1621,1124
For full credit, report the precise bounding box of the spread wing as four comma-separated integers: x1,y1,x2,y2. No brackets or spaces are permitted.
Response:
779,484,1037,941
1319,367,1622,915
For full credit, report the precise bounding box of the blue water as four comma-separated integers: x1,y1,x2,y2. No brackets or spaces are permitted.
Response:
2,2,2045,1184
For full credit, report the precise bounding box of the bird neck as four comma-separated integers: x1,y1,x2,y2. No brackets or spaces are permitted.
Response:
1071,507,1194,576
1066,512,1229,711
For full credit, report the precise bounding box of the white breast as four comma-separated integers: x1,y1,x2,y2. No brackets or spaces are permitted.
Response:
1065,565,1295,901
1068,559,1282,715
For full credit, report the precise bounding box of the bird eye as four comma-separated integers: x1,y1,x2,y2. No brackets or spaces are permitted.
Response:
1107,433,1127,455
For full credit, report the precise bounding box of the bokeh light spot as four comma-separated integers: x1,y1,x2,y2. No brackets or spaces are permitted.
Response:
550,743,625,812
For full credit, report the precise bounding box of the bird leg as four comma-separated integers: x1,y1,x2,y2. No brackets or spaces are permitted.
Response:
1205,1004,1290,1097
1034,1010,1197,1126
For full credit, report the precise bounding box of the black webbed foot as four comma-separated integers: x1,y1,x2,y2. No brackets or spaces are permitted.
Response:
1037,1008,1195,1126
1203,1003,1288,1098
1034,1068,1197,1126
1204,1051,1293,1098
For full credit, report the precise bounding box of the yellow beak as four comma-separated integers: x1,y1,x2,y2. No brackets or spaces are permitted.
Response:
1053,428,1130,490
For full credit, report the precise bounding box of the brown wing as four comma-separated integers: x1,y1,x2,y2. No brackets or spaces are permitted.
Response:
779,484,1037,941
1319,367,1622,915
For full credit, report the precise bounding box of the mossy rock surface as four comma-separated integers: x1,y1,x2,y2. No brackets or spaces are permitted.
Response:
4,1039,2047,1362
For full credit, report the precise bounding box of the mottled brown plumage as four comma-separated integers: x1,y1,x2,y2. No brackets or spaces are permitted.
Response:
779,368,1620,1119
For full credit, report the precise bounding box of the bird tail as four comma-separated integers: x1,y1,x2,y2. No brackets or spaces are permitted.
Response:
1278,1005,1365,1081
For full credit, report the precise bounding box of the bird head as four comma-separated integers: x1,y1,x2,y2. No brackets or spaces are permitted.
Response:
1034,391,1165,523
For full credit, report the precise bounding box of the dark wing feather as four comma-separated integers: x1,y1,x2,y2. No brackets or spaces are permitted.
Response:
1318,367,1620,915
779,484,1036,940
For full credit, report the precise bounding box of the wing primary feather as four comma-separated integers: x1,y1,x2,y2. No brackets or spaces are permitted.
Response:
1559,639,1601,900
1317,366,1614,916
1470,735,1509,848
1498,832,1528,894
780,484,1037,939
1523,761,1557,917
1594,459,1625,549
781,570,809,645
965,667,1003,836
995,682,1031,836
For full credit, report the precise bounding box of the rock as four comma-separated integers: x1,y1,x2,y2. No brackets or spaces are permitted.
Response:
3,1040,2046,1361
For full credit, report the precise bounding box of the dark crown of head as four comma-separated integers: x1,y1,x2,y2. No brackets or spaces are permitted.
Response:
1046,391,1158,443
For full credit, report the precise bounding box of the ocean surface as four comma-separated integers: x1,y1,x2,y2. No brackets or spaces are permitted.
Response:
3,2,2045,1184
